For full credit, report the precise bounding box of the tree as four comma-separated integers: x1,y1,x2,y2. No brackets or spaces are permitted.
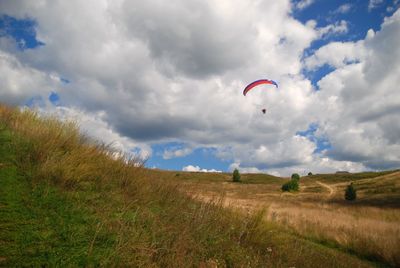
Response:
345,183,356,201
281,179,299,192
308,172,313,176
232,168,241,182
291,173,300,181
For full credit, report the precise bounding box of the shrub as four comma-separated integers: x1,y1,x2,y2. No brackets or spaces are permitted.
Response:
281,182,289,192
291,173,300,181
345,183,356,201
232,169,241,182
308,172,313,176
281,179,299,192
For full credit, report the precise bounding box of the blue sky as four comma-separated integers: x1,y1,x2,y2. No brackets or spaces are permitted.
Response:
295,0,399,86
147,143,229,171
0,15,44,50
1,0,399,175
147,0,398,172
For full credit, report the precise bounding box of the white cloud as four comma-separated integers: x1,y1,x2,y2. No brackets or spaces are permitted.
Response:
304,41,365,70
0,1,318,173
387,0,400,12
230,156,366,177
229,163,263,174
223,135,316,170
0,51,58,105
36,105,151,161
311,9,400,170
294,0,315,10
318,20,349,38
368,0,384,11
269,157,366,176
163,146,193,159
0,1,399,176
182,165,221,173
335,4,352,14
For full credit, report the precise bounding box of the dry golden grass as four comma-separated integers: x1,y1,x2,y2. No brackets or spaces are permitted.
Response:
0,104,386,267
265,202,400,265
1,105,274,266
178,171,400,266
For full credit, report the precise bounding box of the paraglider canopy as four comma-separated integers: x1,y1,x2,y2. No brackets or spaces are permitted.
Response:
243,78,278,114
243,79,278,96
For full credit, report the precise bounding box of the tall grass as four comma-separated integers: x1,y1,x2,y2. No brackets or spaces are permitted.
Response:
0,105,276,266
2,107,142,190
266,203,400,266
180,168,400,267
1,104,380,267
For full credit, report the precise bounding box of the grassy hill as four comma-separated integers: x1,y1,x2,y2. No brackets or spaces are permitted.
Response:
0,104,397,267
171,169,400,267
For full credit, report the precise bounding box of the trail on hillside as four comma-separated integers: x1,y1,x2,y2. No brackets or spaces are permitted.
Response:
316,181,335,196
354,171,400,185
373,170,400,179
328,171,400,190
183,171,400,267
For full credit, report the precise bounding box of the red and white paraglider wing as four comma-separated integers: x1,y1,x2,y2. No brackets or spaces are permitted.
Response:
243,79,278,96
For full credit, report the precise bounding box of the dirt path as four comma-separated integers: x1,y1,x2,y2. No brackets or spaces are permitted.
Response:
354,171,400,185
316,181,335,196
329,171,400,190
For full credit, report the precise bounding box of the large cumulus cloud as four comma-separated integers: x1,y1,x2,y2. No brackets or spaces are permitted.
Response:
0,0,399,175
308,10,400,170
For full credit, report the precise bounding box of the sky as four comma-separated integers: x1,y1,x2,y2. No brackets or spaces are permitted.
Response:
0,0,399,176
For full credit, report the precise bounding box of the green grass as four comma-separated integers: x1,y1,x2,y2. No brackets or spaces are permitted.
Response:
0,126,117,266
303,171,398,183
240,173,283,184
0,104,384,267
169,171,283,185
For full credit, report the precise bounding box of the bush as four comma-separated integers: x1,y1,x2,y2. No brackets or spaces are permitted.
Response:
345,183,356,201
232,169,241,182
281,179,299,192
308,172,313,176
291,173,300,181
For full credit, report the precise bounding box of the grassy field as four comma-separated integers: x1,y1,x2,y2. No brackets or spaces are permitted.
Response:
170,170,400,266
0,104,396,267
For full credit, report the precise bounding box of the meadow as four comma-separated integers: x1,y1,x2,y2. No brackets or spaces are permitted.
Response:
0,104,398,267
170,170,400,266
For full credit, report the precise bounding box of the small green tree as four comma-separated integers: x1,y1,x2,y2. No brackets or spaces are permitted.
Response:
281,182,290,192
345,183,356,201
291,173,300,181
308,172,313,176
281,179,299,192
232,168,241,182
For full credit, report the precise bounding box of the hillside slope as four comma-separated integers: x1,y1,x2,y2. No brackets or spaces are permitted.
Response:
0,104,382,267
173,170,400,266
